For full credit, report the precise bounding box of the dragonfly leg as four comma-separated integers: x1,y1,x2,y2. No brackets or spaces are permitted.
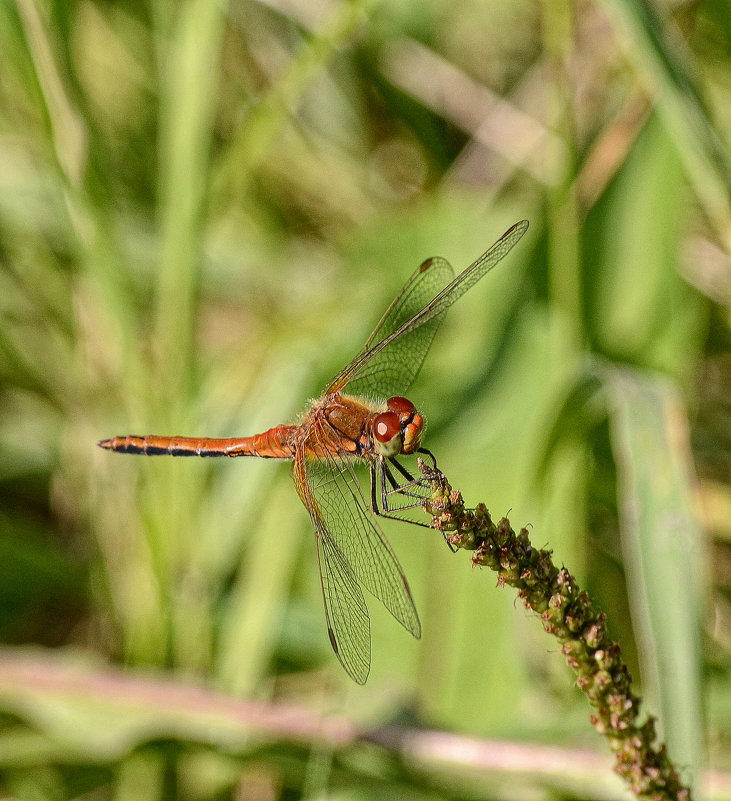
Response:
383,458,433,505
369,459,433,530
372,459,429,528
380,454,457,551
417,447,438,468
381,449,437,504
386,457,415,485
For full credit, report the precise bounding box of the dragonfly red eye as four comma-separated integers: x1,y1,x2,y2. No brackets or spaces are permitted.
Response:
374,412,400,444
386,396,415,416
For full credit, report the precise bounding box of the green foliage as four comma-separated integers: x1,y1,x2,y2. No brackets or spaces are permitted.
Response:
0,0,729,798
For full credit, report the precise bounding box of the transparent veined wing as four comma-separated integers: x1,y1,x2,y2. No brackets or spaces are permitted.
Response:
292,444,420,682
327,220,529,399
292,445,371,683
327,255,454,398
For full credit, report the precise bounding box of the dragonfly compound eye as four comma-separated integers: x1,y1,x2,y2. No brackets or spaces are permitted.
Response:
373,411,403,457
386,396,416,416
385,396,423,455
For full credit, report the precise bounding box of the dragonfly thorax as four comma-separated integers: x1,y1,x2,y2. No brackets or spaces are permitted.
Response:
372,396,424,458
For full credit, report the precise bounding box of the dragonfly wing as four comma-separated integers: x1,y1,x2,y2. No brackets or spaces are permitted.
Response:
305,450,421,639
326,220,529,398
293,446,371,683
326,256,453,397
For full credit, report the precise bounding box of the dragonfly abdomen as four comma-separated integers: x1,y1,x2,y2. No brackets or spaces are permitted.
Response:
98,426,298,459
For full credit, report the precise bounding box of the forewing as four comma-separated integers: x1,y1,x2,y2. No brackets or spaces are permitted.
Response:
326,220,529,398
292,447,371,684
326,256,454,397
305,451,421,640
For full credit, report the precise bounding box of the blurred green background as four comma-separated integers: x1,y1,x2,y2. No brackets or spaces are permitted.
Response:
1,0,729,798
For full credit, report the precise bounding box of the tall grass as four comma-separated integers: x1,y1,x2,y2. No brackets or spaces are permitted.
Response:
0,0,728,799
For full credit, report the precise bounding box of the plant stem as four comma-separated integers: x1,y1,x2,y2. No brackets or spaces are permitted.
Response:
418,459,693,801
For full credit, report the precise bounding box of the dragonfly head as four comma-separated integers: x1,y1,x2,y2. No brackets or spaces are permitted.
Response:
372,396,424,458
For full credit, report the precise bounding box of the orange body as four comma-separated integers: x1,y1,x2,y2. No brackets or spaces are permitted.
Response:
98,393,424,462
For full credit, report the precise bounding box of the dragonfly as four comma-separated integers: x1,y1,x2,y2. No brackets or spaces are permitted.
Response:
99,219,529,684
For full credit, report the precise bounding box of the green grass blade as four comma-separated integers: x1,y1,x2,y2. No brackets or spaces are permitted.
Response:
606,366,706,789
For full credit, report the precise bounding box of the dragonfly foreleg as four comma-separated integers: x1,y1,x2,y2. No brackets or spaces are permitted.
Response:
387,456,435,500
381,451,457,550
368,459,432,529
381,458,432,512
416,447,437,468
382,448,436,506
